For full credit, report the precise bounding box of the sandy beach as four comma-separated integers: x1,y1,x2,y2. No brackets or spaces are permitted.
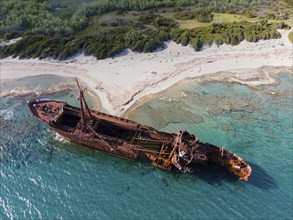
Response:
1,29,292,115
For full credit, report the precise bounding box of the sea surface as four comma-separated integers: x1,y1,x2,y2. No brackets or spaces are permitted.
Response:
0,72,292,219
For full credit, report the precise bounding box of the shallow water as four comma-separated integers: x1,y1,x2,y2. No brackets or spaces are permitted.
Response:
1,73,292,219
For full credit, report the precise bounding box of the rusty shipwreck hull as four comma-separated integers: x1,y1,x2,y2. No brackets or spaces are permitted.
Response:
27,79,252,181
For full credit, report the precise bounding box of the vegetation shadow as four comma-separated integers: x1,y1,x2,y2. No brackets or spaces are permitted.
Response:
113,49,129,58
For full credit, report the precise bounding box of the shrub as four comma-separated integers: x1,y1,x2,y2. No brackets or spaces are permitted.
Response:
4,32,21,40
0,17,287,60
196,10,213,23
139,14,177,28
174,11,196,20
174,9,213,23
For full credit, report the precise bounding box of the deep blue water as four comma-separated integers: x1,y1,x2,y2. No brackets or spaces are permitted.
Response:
0,73,292,219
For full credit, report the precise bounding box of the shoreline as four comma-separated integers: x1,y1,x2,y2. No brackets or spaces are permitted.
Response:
1,29,292,115
123,66,293,118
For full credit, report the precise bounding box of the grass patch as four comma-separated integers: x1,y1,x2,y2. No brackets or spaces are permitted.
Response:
179,20,210,29
212,13,258,23
282,17,293,26
179,12,292,30
178,13,256,30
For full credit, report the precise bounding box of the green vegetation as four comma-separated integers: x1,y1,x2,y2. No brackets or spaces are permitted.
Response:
212,13,258,23
178,13,258,29
138,14,178,28
0,0,73,36
0,27,165,59
0,0,292,60
1,20,289,60
171,21,289,49
288,32,293,43
174,9,213,23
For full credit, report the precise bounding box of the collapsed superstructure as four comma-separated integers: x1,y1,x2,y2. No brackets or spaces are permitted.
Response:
27,78,252,181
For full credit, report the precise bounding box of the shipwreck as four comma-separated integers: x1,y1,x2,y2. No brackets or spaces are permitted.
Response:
27,78,252,181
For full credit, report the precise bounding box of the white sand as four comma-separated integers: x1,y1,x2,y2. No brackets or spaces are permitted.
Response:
1,29,292,115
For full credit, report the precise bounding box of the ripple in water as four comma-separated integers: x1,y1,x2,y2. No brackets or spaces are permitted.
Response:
0,73,292,219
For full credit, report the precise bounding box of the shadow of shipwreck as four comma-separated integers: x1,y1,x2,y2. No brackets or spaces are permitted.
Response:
189,165,239,186
246,161,278,189
187,161,278,189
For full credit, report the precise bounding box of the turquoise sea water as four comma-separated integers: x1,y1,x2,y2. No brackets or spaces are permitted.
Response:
0,72,292,219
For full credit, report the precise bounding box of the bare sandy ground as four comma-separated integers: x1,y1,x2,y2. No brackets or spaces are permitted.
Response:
1,29,292,115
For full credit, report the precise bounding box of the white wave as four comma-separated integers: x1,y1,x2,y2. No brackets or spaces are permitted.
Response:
28,177,38,185
54,133,69,143
37,139,44,146
17,193,42,219
0,197,15,219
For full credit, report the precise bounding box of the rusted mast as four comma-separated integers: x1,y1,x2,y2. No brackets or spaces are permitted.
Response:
75,78,85,123
75,78,115,149
75,77,93,122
